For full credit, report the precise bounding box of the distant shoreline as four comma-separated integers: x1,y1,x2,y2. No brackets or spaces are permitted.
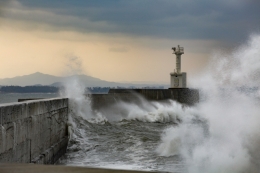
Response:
0,86,59,93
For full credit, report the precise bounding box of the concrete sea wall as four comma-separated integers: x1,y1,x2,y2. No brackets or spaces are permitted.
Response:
0,98,68,164
109,88,199,104
91,88,199,110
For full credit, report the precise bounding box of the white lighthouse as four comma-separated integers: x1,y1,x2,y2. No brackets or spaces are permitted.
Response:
170,45,187,88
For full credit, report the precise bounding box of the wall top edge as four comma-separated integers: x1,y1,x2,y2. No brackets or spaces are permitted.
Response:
0,97,68,107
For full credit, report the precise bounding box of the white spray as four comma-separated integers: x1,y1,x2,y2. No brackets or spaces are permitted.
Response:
157,34,260,173
95,91,195,123
59,55,107,139
60,77,107,125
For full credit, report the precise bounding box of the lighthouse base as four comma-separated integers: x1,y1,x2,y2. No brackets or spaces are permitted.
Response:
170,72,186,88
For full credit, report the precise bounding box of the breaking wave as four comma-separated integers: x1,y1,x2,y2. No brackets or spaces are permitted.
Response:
157,34,260,173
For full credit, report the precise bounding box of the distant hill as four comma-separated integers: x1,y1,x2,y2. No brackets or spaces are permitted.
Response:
0,72,168,88
0,72,62,86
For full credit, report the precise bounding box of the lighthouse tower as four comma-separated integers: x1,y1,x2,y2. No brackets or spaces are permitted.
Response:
170,45,187,88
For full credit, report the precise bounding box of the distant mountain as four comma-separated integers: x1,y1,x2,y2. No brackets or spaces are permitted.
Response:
0,72,61,86
0,72,168,88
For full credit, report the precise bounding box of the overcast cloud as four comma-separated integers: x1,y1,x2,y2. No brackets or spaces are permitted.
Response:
3,0,260,42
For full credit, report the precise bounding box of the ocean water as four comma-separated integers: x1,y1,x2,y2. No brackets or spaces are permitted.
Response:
59,117,185,172
58,98,189,172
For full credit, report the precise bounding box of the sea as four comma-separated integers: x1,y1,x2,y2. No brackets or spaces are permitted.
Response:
1,35,260,173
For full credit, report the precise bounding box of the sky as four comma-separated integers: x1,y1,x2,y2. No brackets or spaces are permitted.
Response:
0,0,259,84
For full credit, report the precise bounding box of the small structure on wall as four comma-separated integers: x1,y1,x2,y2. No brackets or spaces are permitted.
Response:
170,45,187,88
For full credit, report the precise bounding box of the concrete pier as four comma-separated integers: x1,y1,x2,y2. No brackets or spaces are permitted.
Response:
91,88,199,110
0,98,69,164
0,163,162,173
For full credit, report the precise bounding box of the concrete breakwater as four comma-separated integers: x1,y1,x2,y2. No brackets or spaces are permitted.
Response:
109,88,199,104
91,88,199,111
0,98,68,164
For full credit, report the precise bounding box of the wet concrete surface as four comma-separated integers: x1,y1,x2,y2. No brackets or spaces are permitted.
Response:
0,164,167,173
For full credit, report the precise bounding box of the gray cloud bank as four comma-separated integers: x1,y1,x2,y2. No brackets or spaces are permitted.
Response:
4,0,260,42
0,0,11,17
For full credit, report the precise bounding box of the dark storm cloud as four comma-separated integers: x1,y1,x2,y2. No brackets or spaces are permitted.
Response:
11,0,260,42
0,0,11,17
